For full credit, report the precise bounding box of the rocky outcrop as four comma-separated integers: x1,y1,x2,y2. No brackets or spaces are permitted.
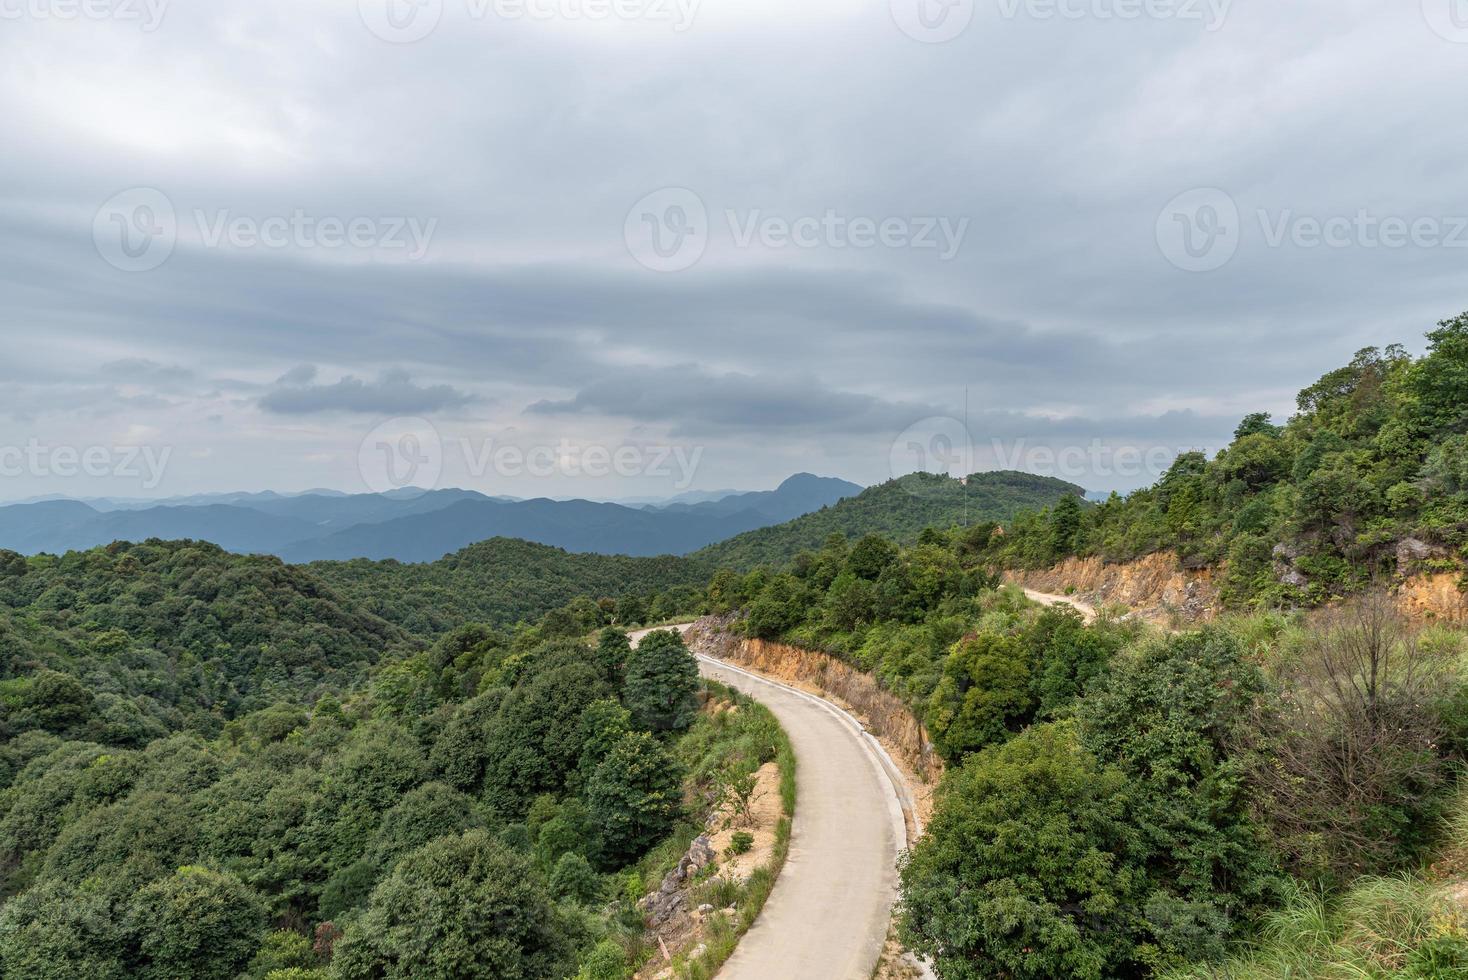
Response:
642,835,717,927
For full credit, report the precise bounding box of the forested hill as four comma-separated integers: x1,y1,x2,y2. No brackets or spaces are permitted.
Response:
693,470,1084,570
0,540,412,747
307,537,712,636
984,313,1468,607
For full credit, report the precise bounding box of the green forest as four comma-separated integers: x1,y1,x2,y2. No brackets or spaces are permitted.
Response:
693,470,1081,570
0,541,784,979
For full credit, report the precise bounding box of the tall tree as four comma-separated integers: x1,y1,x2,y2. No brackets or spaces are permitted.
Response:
622,630,699,733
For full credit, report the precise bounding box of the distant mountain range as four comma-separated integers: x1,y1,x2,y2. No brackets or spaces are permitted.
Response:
0,474,864,562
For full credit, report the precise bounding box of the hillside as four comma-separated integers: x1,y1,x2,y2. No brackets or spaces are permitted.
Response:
985,313,1468,608
0,540,411,744
694,470,1084,569
307,537,711,635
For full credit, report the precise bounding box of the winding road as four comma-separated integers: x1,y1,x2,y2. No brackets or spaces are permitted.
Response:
631,625,909,980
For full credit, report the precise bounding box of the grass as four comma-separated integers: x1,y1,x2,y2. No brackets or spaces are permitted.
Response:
670,679,797,980
1163,875,1468,979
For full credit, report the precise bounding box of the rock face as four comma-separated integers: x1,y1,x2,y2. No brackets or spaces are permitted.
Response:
642,835,716,927
1273,542,1310,588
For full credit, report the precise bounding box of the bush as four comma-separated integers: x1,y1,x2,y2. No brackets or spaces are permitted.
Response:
727,832,754,856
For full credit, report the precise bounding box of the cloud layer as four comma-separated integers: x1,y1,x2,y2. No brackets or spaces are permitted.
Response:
0,0,1462,499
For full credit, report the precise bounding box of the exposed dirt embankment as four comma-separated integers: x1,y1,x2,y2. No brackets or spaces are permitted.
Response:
1005,554,1468,626
686,617,942,815
1399,572,1468,624
1005,552,1219,627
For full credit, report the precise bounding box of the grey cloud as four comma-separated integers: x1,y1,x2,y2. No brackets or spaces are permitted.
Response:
259,369,473,416
527,367,953,437
0,1,1458,496
277,364,318,386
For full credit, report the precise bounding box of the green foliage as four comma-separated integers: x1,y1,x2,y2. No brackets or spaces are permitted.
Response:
622,630,699,733
585,733,683,866
128,866,269,980
727,831,754,855
309,537,710,636
925,632,1033,760
899,723,1144,980
574,939,631,980
330,830,576,980
1163,876,1468,980
0,541,412,742
548,852,602,904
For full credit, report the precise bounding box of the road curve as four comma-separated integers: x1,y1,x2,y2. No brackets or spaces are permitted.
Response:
1020,587,1098,623
631,625,907,980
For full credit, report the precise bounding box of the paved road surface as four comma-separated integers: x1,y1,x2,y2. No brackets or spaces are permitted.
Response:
630,626,907,980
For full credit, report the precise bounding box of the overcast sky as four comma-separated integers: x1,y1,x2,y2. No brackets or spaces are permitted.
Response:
2,0,1465,501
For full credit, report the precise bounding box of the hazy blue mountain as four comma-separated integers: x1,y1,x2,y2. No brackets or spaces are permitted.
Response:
651,474,862,520
0,502,320,555
0,476,863,561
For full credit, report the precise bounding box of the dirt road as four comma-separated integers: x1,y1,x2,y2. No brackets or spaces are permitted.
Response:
1019,587,1098,622
631,625,908,979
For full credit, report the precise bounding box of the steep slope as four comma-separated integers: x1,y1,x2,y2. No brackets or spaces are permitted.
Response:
695,470,1085,569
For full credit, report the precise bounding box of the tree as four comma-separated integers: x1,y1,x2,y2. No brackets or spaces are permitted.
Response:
586,733,683,865
547,852,601,904
1232,412,1279,439
744,575,805,639
1048,494,1084,560
1078,630,1282,966
899,724,1144,980
371,782,485,869
0,878,129,979
595,628,632,686
925,632,1033,761
127,866,268,980
622,630,699,733
1239,594,1449,882
846,534,898,580
330,830,575,980
573,699,632,787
